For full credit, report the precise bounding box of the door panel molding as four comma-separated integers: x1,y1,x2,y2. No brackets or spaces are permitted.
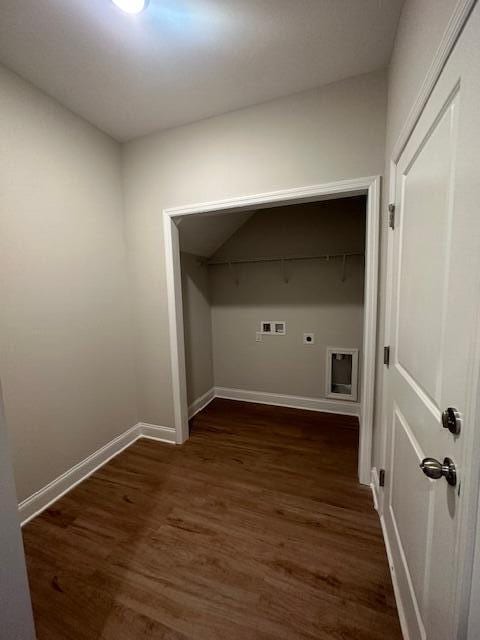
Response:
395,363,442,422
391,410,432,606
382,4,480,638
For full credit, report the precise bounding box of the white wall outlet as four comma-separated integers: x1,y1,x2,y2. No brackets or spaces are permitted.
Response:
303,333,315,345
256,332,263,342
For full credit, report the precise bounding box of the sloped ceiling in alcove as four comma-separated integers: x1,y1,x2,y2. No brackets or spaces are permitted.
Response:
178,210,255,258
178,195,367,259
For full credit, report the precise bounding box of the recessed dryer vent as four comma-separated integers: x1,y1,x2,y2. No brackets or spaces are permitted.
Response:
326,347,359,401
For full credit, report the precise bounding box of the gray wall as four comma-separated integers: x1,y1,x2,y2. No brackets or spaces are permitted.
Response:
180,252,214,405
122,69,387,427
0,65,138,501
0,0,463,522
210,198,365,399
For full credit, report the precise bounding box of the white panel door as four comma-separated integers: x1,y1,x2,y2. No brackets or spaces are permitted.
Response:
384,6,480,640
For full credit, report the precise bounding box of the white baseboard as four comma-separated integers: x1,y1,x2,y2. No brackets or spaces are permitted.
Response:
371,466,380,512
139,422,176,443
370,467,409,640
378,512,409,640
19,421,175,526
214,386,361,417
188,387,215,419
19,391,358,526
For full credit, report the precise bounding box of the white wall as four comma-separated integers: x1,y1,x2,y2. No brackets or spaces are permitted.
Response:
122,69,387,428
209,198,365,399
180,252,214,405
0,65,137,502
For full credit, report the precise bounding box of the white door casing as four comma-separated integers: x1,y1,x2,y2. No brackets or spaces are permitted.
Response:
163,176,380,485
0,380,36,638
383,5,480,639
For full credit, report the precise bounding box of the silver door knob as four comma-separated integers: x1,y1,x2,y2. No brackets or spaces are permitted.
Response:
420,457,457,486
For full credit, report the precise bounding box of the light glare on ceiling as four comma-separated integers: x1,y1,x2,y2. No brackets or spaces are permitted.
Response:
112,0,148,15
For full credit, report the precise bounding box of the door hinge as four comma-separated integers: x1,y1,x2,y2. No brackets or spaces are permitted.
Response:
379,469,386,487
384,346,390,367
388,204,395,229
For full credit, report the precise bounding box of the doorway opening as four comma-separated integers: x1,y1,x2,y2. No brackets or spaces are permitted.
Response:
163,177,380,484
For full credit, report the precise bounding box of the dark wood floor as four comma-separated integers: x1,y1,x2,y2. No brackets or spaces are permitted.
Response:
23,399,402,639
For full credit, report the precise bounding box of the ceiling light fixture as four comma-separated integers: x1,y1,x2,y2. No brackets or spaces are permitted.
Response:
112,0,149,15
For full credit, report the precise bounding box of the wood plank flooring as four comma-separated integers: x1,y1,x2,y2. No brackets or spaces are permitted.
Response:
22,399,402,639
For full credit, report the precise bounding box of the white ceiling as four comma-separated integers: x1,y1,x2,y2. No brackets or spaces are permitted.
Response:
0,0,403,141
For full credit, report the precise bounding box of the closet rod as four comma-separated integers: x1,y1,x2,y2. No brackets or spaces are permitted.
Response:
207,252,364,267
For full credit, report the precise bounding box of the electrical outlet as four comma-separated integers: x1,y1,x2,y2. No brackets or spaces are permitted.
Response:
256,332,263,342
303,333,315,345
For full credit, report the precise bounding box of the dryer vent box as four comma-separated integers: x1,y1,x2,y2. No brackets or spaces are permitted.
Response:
325,347,359,401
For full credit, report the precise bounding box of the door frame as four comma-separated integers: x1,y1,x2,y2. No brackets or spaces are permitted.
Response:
163,175,381,485
377,1,480,636
0,379,36,638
